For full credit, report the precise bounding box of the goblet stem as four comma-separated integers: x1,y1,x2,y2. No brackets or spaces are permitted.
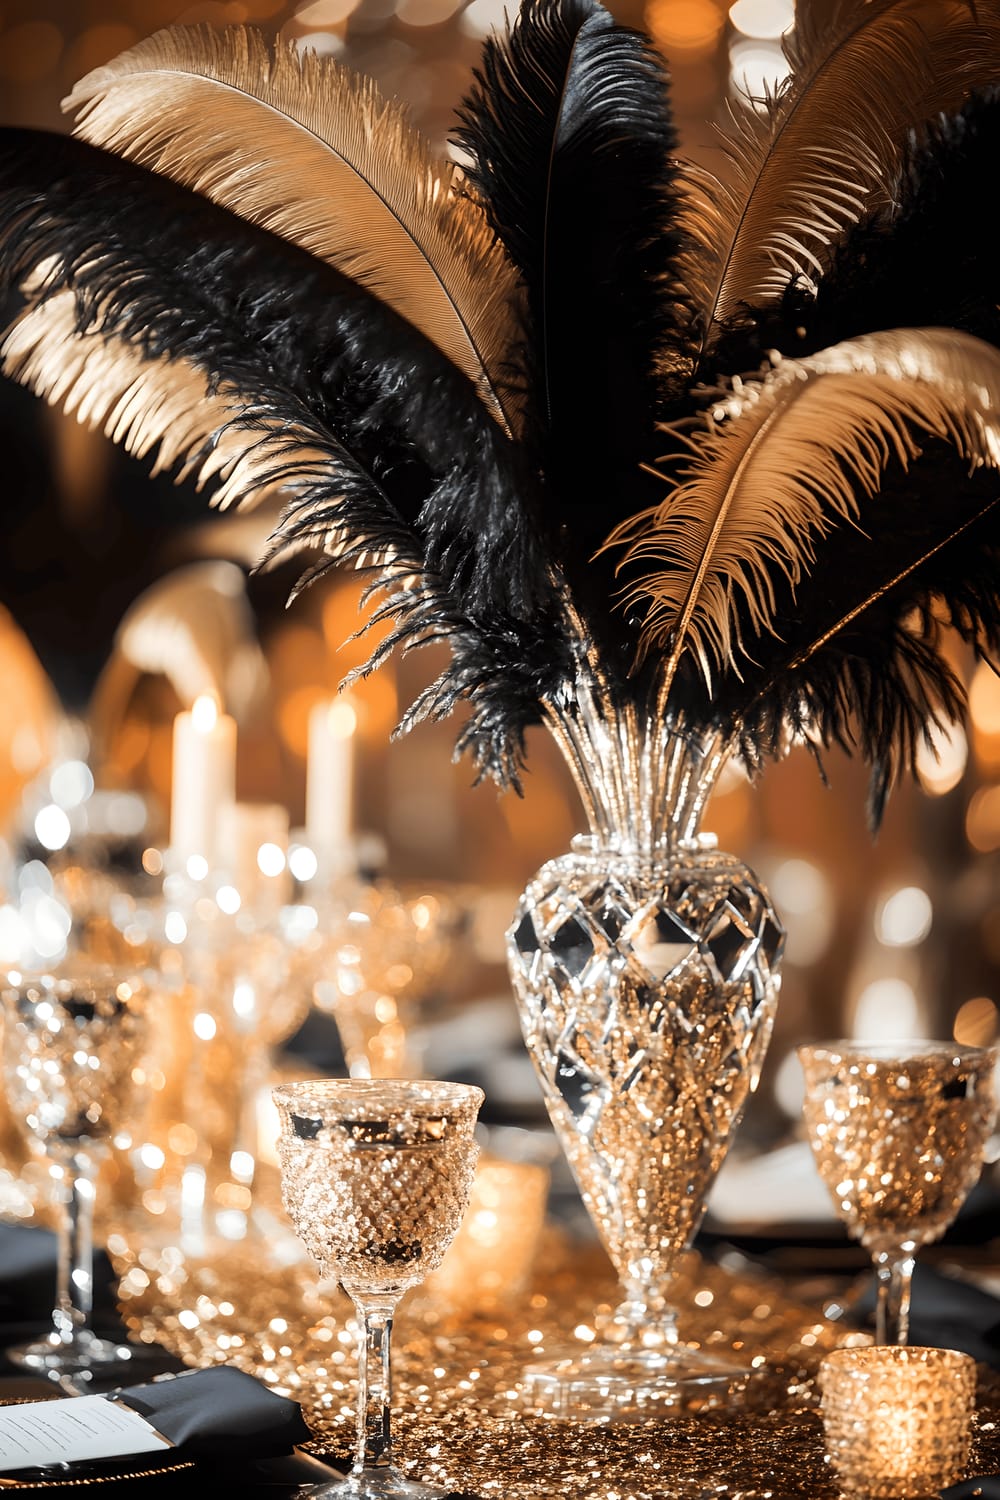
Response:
873,1246,916,1346
350,1294,400,1478
52,1152,99,1343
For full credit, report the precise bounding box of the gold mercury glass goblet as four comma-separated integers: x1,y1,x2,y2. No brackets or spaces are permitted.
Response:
798,1040,997,1345
0,962,150,1383
272,1078,484,1498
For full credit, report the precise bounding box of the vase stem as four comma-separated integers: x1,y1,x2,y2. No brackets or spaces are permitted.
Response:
601,1288,680,1350
544,671,728,852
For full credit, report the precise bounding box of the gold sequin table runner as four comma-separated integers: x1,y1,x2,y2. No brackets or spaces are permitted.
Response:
111,1230,1000,1498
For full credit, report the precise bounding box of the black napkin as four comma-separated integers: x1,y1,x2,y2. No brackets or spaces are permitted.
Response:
941,1481,1000,1497
113,1365,312,1460
0,1222,117,1327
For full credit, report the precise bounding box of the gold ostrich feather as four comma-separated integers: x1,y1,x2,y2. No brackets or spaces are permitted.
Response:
1,287,326,512
608,327,1000,698
64,25,522,435
686,0,1000,360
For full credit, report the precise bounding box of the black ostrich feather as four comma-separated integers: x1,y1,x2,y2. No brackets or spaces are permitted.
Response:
453,0,691,577
0,127,563,783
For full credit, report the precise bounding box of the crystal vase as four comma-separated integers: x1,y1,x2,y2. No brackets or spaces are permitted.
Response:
506,676,784,1418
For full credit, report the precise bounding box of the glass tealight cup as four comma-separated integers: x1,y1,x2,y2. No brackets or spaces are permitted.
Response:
819,1345,976,1498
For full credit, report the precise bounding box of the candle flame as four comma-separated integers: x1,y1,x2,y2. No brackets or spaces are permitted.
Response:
328,699,358,738
192,693,220,733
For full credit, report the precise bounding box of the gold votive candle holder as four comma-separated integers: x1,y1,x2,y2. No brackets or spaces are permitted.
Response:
819,1345,976,1498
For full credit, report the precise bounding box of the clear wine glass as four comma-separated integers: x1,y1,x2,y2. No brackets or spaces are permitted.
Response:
272,1077,484,1498
1,962,150,1382
798,1040,997,1345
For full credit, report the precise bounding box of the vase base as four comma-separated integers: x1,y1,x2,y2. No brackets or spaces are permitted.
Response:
518,1343,749,1421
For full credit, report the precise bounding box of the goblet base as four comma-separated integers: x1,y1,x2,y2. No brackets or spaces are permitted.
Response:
519,1341,749,1421
304,1468,451,1498
6,1327,173,1387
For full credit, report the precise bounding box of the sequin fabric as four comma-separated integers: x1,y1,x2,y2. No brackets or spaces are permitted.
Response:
111,1227,1000,1498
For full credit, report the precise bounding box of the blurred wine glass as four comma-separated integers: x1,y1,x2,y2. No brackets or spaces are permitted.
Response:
310,878,472,1079
1,961,151,1383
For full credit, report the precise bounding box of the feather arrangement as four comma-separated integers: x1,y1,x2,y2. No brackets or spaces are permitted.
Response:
2,1,1000,819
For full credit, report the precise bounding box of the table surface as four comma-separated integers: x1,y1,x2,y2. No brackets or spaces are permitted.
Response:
2,1220,1000,1497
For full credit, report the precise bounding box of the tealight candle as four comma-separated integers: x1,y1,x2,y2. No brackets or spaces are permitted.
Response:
422,1154,550,1313
169,693,237,873
819,1345,976,1498
305,695,357,878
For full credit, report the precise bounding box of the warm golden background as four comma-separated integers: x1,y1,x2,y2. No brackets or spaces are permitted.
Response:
0,0,997,1147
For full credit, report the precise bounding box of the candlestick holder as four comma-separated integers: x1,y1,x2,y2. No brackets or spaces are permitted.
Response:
819,1345,976,1497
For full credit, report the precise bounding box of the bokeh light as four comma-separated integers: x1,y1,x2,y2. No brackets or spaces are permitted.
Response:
876,886,932,948
460,0,509,37
646,0,724,53
294,0,359,22
915,720,967,796
728,0,794,40
291,30,345,53
768,857,833,966
729,37,789,96
773,1045,805,1118
969,660,1000,771
33,804,71,852
966,784,1000,853
397,0,465,27
850,978,921,1041
954,996,998,1048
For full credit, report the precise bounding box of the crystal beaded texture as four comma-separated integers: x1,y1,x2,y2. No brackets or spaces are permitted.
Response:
274,1081,481,1299
800,1043,997,1254
508,838,782,1308
819,1345,976,1496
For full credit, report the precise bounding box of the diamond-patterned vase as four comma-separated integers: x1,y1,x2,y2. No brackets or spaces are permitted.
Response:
505,682,784,1417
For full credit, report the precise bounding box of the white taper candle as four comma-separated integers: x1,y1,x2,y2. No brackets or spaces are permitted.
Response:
305,696,357,877
169,693,237,873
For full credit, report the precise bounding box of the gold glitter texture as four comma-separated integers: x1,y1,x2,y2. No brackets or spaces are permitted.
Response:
109,1223,951,1498
799,1042,997,1252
